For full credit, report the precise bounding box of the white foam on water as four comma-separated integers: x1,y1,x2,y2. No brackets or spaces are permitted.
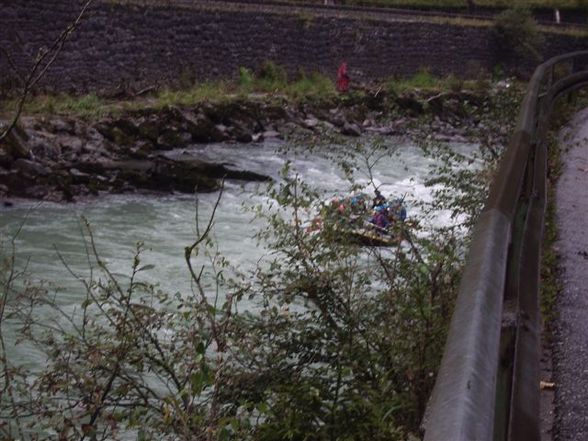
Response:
1,139,480,370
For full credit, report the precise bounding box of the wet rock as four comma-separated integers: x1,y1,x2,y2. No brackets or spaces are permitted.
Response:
326,108,346,128
70,168,91,183
13,158,49,177
364,91,389,111
340,122,362,137
156,129,191,150
2,124,30,159
173,158,270,182
80,140,110,158
137,118,160,142
303,117,320,129
426,94,445,114
50,118,75,134
262,130,281,139
127,141,153,159
48,169,73,193
235,132,253,143
186,114,228,143
396,95,424,116
23,185,49,199
263,104,288,121
0,149,14,168
59,136,84,155
96,118,139,146
230,123,253,143
30,137,60,160
110,126,135,146
214,124,229,138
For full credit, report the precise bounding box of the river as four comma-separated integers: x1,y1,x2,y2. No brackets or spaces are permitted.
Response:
1,138,473,365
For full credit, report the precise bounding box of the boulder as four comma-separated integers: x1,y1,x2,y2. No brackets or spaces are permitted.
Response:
49,118,75,134
70,168,91,183
95,118,139,146
262,130,281,139
0,149,13,168
229,123,253,143
30,137,60,160
396,95,424,116
183,112,228,143
340,122,362,137
23,185,49,199
156,129,191,150
2,124,30,159
137,118,161,142
13,158,49,177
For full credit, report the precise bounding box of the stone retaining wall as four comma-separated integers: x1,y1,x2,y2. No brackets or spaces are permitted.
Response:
1,0,586,94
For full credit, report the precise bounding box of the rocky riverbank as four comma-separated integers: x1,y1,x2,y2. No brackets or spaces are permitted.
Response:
0,87,504,203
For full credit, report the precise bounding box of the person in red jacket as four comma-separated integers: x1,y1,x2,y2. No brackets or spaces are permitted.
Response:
336,62,350,92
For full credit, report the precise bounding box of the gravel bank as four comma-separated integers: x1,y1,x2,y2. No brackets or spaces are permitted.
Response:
553,106,588,440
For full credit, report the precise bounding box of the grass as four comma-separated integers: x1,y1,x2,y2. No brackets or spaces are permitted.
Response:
0,67,338,119
152,81,232,108
1,93,112,119
385,69,479,93
1,66,510,120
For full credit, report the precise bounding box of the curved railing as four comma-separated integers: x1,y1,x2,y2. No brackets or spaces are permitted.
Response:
422,51,588,441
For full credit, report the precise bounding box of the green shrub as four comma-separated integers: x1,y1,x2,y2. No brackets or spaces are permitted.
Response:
238,66,255,93
257,61,288,92
493,6,544,61
155,82,229,107
404,69,437,89
287,72,336,100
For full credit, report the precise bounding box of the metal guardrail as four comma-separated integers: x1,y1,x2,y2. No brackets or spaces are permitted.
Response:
422,50,588,441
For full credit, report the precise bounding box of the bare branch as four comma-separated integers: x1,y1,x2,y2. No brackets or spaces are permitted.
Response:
0,0,95,143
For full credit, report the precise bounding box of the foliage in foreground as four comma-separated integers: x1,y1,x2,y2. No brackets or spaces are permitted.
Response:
0,137,501,440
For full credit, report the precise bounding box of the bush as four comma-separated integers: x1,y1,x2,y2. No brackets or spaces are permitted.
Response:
238,66,255,93
286,72,336,100
493,6,544,61
0,143,476,440
257,61,288,91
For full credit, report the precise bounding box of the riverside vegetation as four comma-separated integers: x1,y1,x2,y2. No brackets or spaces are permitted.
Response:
0,65,517,203
0,68,524,440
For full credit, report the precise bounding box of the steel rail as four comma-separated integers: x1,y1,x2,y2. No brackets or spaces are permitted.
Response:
422,50,588,441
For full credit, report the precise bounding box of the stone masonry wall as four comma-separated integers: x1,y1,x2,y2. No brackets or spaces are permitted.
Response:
1,0,586,94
